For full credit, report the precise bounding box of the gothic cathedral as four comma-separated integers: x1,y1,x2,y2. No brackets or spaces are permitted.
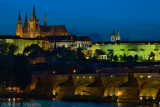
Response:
16,6,68,38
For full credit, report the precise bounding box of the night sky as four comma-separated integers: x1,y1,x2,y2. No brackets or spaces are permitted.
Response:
0,0,160,42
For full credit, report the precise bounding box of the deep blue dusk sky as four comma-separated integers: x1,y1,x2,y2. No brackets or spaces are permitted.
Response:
0,0,160,42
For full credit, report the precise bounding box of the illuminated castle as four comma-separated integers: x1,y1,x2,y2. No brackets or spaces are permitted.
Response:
16,5,68,38
10,6,160,62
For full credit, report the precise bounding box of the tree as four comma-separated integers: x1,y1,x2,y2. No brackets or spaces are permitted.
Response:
8,44,18,56
76,48,85,60
114,55,118,62
107,50,114,61
148,52,155,62
94,49,106,56
54,47,76,60
124,54,127,61
134,55,138,62
0,40,18,55
23,44,44,57
14,55,32,93
126,55,134,62
0,40,9,55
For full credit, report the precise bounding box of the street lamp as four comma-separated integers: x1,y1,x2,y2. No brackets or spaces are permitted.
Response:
53,70,56,74
73,69,77,73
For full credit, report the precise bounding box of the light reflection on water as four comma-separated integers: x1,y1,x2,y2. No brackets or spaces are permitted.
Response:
0,99,159,107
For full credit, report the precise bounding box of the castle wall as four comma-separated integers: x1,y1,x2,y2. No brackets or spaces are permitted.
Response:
0,39,43,54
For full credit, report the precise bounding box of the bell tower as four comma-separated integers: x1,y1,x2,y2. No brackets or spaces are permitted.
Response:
16,12,23,37
116,30,120,41
111,29,116,42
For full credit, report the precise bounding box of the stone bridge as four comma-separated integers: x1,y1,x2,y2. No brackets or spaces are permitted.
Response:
28,73,160,100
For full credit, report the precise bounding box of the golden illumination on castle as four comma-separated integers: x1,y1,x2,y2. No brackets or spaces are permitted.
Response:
16,5,68,38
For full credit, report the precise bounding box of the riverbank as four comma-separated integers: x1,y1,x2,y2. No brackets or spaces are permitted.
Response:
0,93,54,100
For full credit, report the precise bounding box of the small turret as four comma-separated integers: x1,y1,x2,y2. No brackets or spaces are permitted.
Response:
111,29,116,42
116,30,120,41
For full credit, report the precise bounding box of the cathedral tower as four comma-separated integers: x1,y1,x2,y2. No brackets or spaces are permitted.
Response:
111,29,116,42
16,12,23,37
27,5,40,38
116,30,120,41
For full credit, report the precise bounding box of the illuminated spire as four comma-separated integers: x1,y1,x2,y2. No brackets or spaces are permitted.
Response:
31,5,36,20
44,12,47,26
24,13,28,34
25,13,28,22
24,13,28,27
18,11,21,21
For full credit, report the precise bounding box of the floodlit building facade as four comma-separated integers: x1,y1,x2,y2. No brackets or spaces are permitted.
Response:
88,30,160,61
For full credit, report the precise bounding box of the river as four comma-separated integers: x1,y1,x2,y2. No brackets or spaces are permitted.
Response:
0,99,159,107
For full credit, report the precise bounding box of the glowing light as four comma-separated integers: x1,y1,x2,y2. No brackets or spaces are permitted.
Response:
81,92,84,96
52,70,56,74
111,75,115,78
86,57,89,59
83,76,85,79
53,90,56,95
73,69,76,73
118,91,122,96
140,97,142,100
13,87,16,90
140,75,143,78
77,76,79,79
13,98,16,102
8,87,12,90
148,75,151,79
8,98,11,102
16,98,21,101
89,76,92,79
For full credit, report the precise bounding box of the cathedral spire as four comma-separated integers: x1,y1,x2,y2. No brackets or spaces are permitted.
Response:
16,11,23,37
32,5,36,20
25,13,28,22
24,13,28,27
23,13,28,36
112,29,115,35
18,11,21,21
44,12,47,26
